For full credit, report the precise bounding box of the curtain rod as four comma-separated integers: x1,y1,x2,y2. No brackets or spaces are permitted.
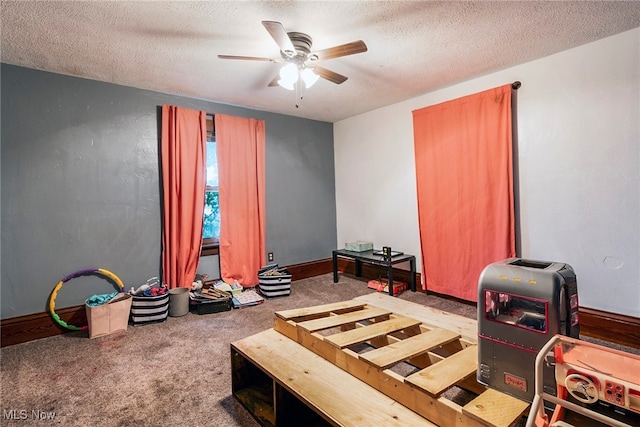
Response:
512,81,521,90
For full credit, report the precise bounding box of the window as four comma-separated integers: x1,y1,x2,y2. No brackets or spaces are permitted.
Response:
202,115,219,251
484,290,548,333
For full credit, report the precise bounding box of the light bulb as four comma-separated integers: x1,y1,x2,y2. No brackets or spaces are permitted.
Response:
301,68,319,88
277,78,295,90
277,63,298,90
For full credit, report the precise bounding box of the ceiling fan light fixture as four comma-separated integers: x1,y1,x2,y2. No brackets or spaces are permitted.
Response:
277,78,295,91
278,63,298,90
220,21,367,91
301,68,319,88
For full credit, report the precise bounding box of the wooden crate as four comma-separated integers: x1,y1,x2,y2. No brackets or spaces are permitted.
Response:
273,299,529,427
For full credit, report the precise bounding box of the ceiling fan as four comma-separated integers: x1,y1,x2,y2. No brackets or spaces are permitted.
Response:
218,21,367,90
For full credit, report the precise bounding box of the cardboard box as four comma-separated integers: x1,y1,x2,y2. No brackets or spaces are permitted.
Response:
345,241,373,252
367,279,408,295
85,293,132,338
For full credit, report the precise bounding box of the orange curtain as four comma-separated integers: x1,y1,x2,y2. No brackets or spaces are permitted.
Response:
412,85,515,302
161,105,206,289
216,114,266,287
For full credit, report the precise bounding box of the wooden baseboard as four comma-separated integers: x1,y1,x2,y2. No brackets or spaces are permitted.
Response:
2,258,639,349
0,259,337,347
578,306,640,349
1,305,87,347
285,258,333,280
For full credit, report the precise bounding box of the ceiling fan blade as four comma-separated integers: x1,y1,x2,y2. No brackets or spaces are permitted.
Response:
311,40,367,61
262,21,295,56
267,74,280,87
312,66,348,84
218,55,278,62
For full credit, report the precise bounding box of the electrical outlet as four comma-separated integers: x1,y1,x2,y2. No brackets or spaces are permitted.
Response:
268,252,274,262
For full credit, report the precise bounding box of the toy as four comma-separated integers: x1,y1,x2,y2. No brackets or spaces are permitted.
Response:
49,268,124,331
191,273,207,291
526,334,640,427
477,258,579,402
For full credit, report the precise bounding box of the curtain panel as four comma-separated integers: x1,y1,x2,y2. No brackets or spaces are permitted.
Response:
161,105,207,289
412,84,515,302
216,114,266,287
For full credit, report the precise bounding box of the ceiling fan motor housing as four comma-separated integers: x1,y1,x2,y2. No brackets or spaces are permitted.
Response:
218,21,362,86
283,32,316,62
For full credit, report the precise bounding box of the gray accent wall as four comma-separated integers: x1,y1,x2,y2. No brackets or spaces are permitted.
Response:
1,64,336,318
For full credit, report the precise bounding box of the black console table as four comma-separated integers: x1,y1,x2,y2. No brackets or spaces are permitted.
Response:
332,249,417,296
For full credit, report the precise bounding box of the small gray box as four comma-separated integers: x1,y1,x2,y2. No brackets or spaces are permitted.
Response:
345,241,373,252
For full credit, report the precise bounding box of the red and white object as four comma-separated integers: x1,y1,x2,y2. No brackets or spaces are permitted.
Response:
527,334,640,427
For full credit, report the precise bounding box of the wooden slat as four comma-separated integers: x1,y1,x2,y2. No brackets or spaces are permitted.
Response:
405,345,478,396
269,297,497,427
462,388,529,427
359,329,461,369
354,293,479,343
296,306,391,332
324,316,421,349
232,328,438,427
275,300,366,321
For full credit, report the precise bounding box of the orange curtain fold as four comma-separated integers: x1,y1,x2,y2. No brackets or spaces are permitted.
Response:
161,105,206,289
412,84,515,302
216,114,266,287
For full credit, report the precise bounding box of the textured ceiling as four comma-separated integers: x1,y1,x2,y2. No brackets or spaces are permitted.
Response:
2,1,639,122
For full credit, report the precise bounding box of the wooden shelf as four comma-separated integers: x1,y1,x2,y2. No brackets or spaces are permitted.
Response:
231,328,437,427
231,349,276,426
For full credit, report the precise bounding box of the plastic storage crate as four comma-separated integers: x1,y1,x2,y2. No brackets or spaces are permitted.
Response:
190,287,233,315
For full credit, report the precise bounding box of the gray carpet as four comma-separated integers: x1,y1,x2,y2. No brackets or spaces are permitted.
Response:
0,273,634,426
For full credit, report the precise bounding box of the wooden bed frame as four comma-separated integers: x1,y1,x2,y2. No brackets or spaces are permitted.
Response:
231,293,529,427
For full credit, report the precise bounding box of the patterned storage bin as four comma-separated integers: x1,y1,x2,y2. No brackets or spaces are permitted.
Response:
131,292,169,325
130,278,169,325
258,265,292,298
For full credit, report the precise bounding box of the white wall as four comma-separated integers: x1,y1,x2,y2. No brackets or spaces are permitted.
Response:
334,28,639,317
